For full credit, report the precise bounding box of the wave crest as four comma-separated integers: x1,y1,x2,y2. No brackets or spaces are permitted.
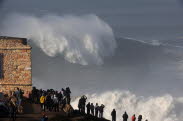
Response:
1,13,116,65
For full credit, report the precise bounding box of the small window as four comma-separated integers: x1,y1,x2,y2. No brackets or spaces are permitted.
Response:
0,54,3,79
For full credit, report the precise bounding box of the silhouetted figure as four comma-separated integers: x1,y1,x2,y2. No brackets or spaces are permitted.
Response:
95,103,99,117
66,87,71,104
19,89,24,100
14,88,21,106
45,94,52,111
122,111,128,121
86,102,91,115
62,88,66,96
132,114,136,121
111,109,116,121
57,91,63,105
32,87,38,103
99,104,105,118
78,98,82,112
9,95,17,121
80,95,87,114
138,115,142,121
90,103,94,116
39,89,43,99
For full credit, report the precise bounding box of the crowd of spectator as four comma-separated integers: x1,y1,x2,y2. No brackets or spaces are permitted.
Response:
78,95,105,118
111,109,148,121
30,86,71,112
0,87,150,121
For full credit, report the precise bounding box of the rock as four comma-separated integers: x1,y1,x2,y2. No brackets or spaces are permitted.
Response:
63,104,74,115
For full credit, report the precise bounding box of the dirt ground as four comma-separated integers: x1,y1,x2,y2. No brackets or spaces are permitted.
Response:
0,103,110,121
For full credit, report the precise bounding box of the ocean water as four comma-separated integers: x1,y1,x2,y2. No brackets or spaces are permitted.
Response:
1,1,183,120
72,90,183,121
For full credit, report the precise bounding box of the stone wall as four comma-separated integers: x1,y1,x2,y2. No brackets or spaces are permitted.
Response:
0,36,32,96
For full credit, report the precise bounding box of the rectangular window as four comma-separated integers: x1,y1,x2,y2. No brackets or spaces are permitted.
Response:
0,54,3,79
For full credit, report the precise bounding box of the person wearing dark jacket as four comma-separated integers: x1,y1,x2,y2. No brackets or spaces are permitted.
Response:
122,111,128,121
57,92,63,105
65,87,71,104
95,103,99,117
138,115,142,121
81,96,87,114
90,103,94,116
78,98,82,113
86,102,91,115
99,104,105,118
45,94,52,111
111,109,116,121
78,95,87,114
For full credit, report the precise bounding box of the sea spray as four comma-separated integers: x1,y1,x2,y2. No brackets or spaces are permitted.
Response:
1,13,116,65
71,90,183,121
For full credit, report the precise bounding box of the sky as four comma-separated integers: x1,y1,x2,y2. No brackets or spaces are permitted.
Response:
0,0,183,97
1,0,183,40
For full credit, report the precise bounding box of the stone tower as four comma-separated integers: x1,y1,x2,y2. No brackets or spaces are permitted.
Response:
0,36,32,96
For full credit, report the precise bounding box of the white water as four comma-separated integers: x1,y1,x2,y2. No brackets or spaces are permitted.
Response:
71,90,183,121
1,13,116,65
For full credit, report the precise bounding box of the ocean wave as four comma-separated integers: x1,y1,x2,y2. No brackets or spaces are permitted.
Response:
71,90,183,121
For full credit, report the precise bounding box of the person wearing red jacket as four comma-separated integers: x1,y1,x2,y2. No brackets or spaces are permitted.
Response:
132,114,136,121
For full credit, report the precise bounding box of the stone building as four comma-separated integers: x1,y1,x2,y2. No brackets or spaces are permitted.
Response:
0,36,32,96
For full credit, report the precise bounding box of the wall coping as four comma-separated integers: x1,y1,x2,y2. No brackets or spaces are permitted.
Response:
0,84,32,86
0,46,31,50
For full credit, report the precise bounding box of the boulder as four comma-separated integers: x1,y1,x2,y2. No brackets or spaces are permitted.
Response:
63,104,74,115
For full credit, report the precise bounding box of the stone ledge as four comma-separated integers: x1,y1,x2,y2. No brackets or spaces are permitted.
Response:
0,36,26,40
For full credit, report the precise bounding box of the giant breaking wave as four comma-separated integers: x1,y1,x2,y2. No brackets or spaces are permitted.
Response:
71,91,183,121
1,13,116,65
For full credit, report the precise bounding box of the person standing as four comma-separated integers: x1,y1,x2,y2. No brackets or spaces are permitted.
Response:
45,94,52,112
111,109,116,121
132,114,136,121
9,95,17,121
122,111,128,121
95,103,99,117
90,103,94,116
40,94,46,112
99,104,105,118
138,115,142,121
53,94,59,112
58,91,63,106
78,98,82,113
65,87,71,104
81,96,87,114
86,102,91,115
14,88,21,106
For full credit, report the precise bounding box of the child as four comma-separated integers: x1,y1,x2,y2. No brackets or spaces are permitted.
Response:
41,113,48,121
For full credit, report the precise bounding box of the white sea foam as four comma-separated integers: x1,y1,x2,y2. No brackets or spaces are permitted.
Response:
1,13,116,65
71,90,183,121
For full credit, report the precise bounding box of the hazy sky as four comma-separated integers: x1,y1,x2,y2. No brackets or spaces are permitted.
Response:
0,0,183,96
1,0,183,40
